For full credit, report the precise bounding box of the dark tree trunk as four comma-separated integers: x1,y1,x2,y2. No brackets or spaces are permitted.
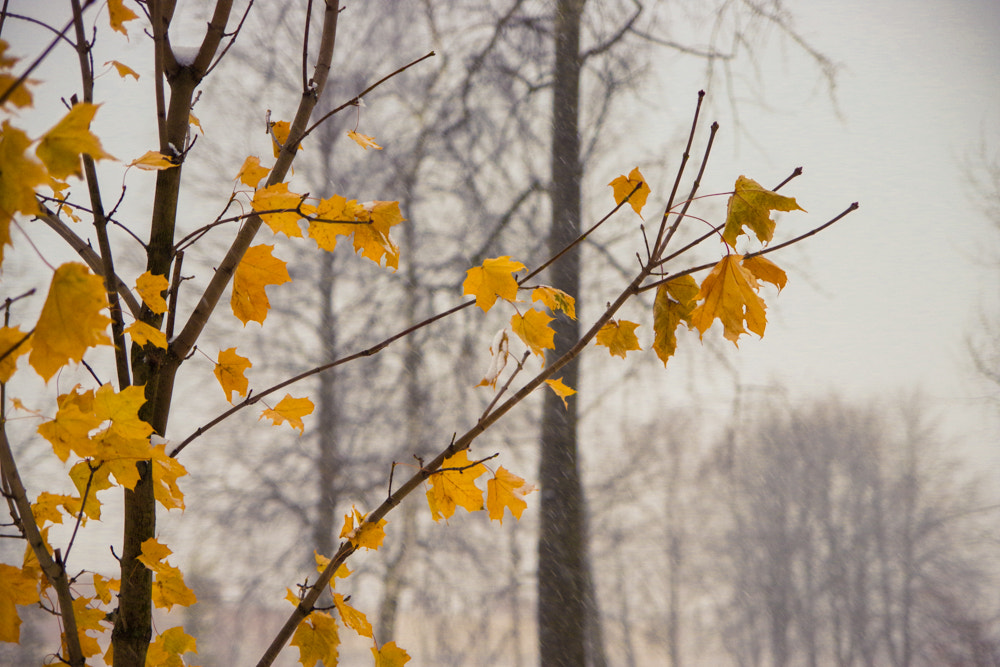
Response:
538,1,588,665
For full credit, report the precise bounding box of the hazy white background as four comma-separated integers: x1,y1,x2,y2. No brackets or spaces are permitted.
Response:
629,0,1000,467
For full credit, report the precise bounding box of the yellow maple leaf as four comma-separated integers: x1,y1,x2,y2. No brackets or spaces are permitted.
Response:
0,73,33,109
486,466,536,524
595,319,642,358
259,394,314,433
0,326,31,382
531,285,576,319
339,507,387,551
291,611,339,667
127,150,176,171
544,377,576,409
652,275,698,367
37,385,100,461
252,182,305,238
334,592,373,638
104,60,139,80
270,119,302,157
31,492,73,526
314,551,352,580
66,595,105,658
742,255,787,291
373,641,411,667
608,167,652,218
36,103,115,180
214,347,251,402
690,254,767,344
231,244,291,325
358,200,404,268
189,112,203,134
125,320,167,349
462,256,526,312
137,538,172,573
29,263,112,381
135,271,169,314
152,564,197,610
0,121,47,265
236,155,270,188
0,43,34,108
145,627,198,667
303,194,353,251
108,0,139,36
511,309,555,357
138,539,196,610
151,444,187,511
94,383,153,444
69,462,109,520
426,450,487,522
92,573,118,605
347,130,383,150
722,175,805,247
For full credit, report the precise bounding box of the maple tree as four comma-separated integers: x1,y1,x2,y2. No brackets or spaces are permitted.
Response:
0,2,857,666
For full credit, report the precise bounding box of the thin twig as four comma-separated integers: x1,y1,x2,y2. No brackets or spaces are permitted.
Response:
301,51,436,141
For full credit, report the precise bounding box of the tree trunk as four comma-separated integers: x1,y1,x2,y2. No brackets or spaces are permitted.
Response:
538,1,589,665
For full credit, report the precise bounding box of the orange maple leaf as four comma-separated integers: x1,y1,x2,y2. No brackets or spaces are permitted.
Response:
29,263,112,381
135,271,169,314
690,254,767,344
608,167,652,218
511,308,555,358
426,451,488,522
292,611,339,667
487,466,536,524
215,347,251,402
544,377,576,409
742,255,787,291
372,641,411,667
462,256,526,312
652,275,698,366
595,319,642,358
236,155,271,188
231,244,291,325
35,103,115,180
531,285,576,319
722,176,805,247
259,394,314,433
252,182,305,238
347,130,382,150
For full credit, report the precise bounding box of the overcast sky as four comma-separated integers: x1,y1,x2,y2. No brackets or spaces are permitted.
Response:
624,0,1000,466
